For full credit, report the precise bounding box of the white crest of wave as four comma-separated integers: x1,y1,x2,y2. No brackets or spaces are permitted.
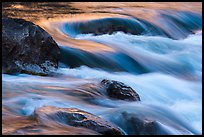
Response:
75,31,202,76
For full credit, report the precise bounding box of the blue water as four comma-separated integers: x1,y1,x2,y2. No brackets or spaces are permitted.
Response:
2,8,202,135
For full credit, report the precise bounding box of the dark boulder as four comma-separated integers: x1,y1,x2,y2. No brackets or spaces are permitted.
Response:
116,112,169,135
101,79,140,101
33,106,125,135
2,18,60,75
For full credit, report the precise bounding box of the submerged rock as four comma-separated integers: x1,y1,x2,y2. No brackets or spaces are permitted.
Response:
33,106,125,135
121,112,160,135
2,114,100,135
2,18,60,75
65,17,145,37
101,79,140,101
115,112,169,135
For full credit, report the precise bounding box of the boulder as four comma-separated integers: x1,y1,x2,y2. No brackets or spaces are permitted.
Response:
2,18,60,75
116,112,169,135
101,79,140,101
33,106,125,135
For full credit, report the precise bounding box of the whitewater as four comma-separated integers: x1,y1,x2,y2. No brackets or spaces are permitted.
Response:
2,2,202,135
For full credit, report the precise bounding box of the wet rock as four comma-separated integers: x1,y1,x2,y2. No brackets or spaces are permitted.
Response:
33,106,125,135
2,107,100,135
101,79,140,101
66,17,146,37
2,18,60,75
116,112,169,135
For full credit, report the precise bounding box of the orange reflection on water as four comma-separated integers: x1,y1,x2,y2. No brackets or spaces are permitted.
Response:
37,17,116,53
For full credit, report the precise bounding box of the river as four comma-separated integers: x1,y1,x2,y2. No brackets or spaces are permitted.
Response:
2,2,202,135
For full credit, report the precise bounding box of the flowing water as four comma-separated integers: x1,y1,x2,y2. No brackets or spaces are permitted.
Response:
2,2,202,135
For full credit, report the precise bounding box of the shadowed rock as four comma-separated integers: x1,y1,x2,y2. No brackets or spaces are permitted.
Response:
2,18,60,75
115,112,169,135
101,79,140,101
63,17,171,39
63,17,146,37
33,106,125,135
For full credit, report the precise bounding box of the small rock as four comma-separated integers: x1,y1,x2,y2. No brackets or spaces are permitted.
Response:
101,79,140,101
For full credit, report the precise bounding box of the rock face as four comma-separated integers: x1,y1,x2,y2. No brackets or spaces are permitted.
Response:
101,79,140,101
33,106,125,135
2,18,60,75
